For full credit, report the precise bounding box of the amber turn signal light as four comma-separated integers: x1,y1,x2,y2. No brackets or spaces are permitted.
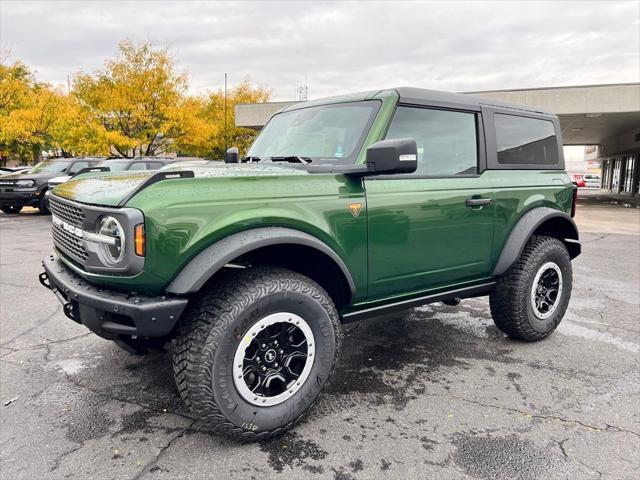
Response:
134,223,145,256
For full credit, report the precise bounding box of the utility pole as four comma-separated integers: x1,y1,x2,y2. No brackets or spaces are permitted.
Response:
296,76,308,101
67,75,71,94
224,73,228,154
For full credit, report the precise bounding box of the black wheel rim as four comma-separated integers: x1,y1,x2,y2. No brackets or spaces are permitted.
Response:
531,262,563,319
233,313,314,406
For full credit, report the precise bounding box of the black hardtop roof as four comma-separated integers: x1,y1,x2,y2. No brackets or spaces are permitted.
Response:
101,156,178,163
47,156,108,161
282,87,555,117
393,87,554,115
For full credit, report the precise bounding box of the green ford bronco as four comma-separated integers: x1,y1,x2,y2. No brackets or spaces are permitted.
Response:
40,88,580,440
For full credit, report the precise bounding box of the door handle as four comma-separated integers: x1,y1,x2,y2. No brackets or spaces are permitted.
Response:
465,197,492,208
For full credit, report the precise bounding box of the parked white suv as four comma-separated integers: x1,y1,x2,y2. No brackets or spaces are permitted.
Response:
584,174,601,189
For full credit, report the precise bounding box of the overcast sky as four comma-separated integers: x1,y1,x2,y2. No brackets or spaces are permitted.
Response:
1,1,638,100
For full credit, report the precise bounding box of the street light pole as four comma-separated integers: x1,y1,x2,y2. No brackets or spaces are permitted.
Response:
224,72,228,154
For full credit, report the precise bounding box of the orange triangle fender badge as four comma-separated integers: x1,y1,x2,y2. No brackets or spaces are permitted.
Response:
348,202,363,218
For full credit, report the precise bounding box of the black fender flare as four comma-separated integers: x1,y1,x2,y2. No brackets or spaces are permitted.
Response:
492,207,580,276
166,226,356,297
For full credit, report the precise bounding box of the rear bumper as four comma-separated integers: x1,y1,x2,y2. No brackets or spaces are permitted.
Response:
40,254,188,339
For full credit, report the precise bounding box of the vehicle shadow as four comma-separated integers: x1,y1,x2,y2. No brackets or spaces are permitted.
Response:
64,300,512,440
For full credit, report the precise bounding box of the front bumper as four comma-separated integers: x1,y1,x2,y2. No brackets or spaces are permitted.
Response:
40,254,188,339
0,190,40,207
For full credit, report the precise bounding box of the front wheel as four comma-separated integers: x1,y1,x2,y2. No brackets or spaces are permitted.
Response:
1,206,23,214
490,235,572,341
38,194,50,214
172,266,342,441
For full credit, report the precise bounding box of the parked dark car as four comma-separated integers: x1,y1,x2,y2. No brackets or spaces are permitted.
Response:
1,166,30,176
94,156,185,172
0,157,106,214
45,156,199,191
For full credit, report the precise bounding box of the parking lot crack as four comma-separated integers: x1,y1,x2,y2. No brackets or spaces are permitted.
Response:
581,233,611,244
551,437,570,458
0,332,93,360
0,306,62,348
63,374,195,421
431,393,640,438
49,444,83,474
0,281,35,289
130,420,197,480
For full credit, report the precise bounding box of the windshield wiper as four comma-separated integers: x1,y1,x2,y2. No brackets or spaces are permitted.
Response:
241,156,262,163
268,156,312,165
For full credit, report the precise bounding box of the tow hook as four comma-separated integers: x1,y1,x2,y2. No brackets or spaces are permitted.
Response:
38,271,51,290
63,302,80,322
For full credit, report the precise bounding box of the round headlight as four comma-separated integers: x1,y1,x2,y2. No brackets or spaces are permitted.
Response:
97,216,125,266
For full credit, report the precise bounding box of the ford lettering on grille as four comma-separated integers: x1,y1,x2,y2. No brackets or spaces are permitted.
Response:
49,197,88,264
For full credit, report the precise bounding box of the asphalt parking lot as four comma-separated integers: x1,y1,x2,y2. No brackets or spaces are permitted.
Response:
1,191,639,480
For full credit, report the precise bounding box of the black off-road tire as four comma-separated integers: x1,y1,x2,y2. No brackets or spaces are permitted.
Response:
38,195,50,215
172,266,342,441
490,235,572,341
1,206,22,214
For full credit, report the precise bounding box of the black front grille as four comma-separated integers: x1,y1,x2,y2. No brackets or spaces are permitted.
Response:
52,224,88,262
49,197,85,226
49,197,88,265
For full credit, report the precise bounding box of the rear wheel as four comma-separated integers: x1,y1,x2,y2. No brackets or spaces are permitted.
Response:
172,266,342,441
490,235,572,341
1,206,22,214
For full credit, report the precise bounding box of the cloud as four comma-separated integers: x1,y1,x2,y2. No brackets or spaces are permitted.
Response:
1,0,638,100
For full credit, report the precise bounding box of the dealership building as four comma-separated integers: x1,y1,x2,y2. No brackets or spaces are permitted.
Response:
236,83,640,196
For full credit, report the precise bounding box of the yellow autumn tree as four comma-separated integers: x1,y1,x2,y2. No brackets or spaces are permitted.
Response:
0,57,32,115
200,80,271,158
0,56,74,163
2,42,273,162
49,93,110,157
170,80,271,158
73,40,190,157
0,57,40,162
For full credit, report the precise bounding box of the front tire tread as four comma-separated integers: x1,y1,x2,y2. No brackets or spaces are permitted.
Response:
172,266,341,442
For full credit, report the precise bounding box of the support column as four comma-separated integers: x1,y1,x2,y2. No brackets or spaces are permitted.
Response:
632,152,639,196
607,159,614,191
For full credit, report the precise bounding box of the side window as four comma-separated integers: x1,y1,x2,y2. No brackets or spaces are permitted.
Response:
146,162,163,170
385,106,478,176
128,162,147,171
494,114,559,165
68,161,89,174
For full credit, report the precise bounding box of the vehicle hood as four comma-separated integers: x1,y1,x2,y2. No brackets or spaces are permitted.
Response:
48,175,72,185
0,171,59,182
51,163,310,207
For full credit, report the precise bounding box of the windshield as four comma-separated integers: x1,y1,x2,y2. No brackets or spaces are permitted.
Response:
29,161,71,174
98,161,130,171
247,101,380,163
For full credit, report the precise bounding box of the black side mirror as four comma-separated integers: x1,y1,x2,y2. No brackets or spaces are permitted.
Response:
365,138,418,175
225,147,239,164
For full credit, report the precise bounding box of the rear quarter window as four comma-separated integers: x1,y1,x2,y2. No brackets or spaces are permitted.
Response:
495,114,559,166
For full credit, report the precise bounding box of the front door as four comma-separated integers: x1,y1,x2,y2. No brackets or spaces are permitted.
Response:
365,105,495,299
